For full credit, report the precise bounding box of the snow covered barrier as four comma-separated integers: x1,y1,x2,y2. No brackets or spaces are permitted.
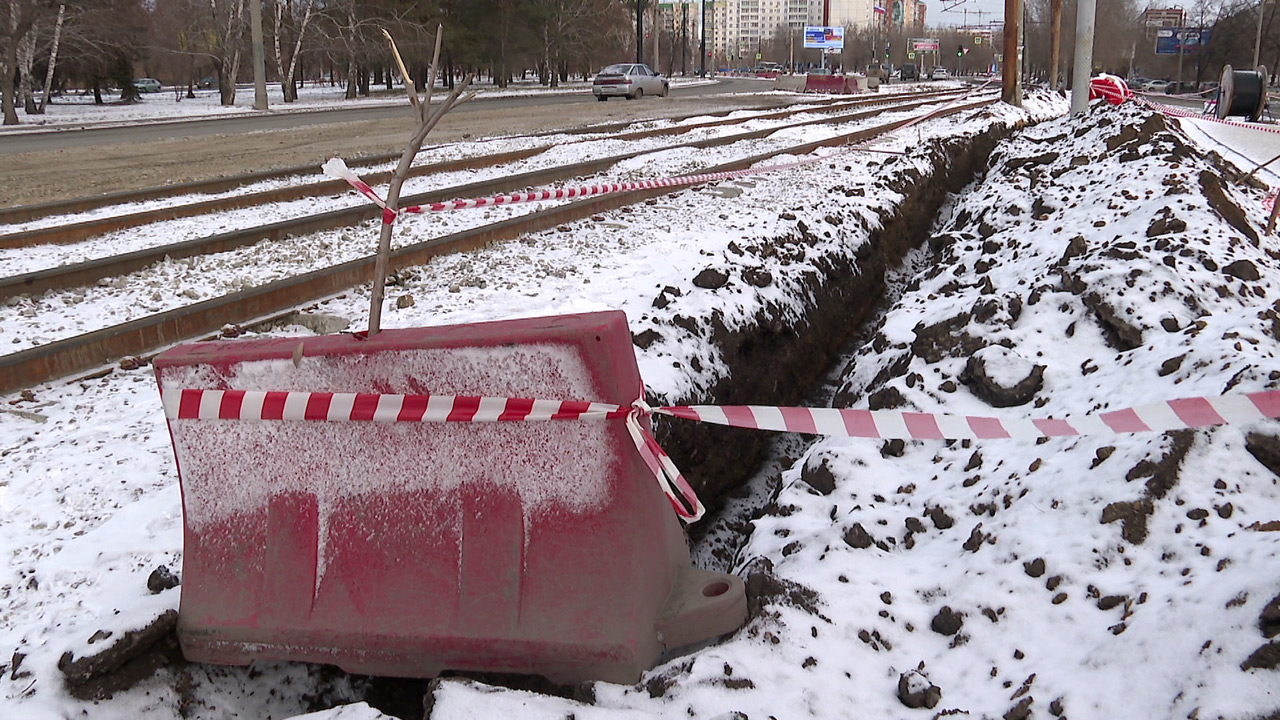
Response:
153,310,745,685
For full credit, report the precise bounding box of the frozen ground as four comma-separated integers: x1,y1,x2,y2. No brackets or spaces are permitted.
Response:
2,90,1279,720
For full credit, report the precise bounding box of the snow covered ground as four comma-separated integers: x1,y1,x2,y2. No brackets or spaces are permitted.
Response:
2,88,1279,720
0,76,720,131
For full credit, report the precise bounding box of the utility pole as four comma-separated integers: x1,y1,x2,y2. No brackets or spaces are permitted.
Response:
1002,0,1021,105
1050,0,1062,89
654,1,660,71
637,0,644,64
1070,0,1096,114
1255,0,1267,68
682,2,688,75
249,0,268,110
700,0,707,76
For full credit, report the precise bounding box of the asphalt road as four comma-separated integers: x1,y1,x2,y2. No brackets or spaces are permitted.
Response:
0,78,764,155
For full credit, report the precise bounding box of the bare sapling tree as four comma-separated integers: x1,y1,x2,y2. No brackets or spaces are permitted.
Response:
365,26,476,335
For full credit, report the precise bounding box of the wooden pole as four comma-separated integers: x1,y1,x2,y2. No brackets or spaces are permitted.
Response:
1003,0,1021,105
1050,0,1062,90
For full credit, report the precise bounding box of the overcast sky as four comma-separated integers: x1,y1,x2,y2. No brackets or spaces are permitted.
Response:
931,0,1010,27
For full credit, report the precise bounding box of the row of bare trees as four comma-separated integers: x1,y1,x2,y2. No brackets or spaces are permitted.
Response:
1,0,643,125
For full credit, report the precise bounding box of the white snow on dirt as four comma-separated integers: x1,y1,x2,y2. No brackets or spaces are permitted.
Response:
2,87,1279,720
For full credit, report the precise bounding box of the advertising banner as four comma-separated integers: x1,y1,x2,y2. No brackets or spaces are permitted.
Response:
1156,28,1210,55
803,26,845,50
911,38,940,52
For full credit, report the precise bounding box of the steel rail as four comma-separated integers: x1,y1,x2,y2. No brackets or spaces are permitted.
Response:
0,92,972,300
0,89,964,233
0,97,994,395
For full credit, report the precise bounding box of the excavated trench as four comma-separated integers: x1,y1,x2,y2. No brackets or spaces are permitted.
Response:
61,116,1025,720
656,123,1016,517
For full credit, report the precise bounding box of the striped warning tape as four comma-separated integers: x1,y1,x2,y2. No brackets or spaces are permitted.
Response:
163,388,1280,520
322,92,997,223
1137,97,1280,137
161,388,1280,438
162,388,703,522
661,392,1279,439
323,148,863,223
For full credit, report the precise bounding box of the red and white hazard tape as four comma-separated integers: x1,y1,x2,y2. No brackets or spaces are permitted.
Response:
662,391,1279,439
162,388,703,522
164,387,1280,521
1137,97,1280,137
324,150,860,224
322,92,997,224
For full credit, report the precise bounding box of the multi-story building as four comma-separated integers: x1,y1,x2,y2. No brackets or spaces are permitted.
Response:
670,0,925,67
828,0,925,29
829,0,875,27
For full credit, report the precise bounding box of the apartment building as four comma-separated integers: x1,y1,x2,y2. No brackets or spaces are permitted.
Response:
665,0,924,67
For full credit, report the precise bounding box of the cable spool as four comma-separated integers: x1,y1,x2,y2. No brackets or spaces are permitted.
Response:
1216,64,1268,121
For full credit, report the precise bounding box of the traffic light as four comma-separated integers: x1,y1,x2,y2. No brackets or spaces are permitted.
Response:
884,43,890,59
956,44,963,57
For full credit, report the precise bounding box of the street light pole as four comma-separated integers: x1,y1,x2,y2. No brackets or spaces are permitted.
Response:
249,0,268,110
1255,0,1267,68
1070,0,1096,114
700,0,707,76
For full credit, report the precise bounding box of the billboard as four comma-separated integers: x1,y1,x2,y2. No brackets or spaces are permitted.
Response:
1156,28,1211,55
803,26,845,50
911,38,940,52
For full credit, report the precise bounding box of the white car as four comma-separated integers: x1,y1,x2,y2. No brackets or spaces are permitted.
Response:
132,78,162,93
930,67,950,80
1143,80,1170,93
592,64,669,101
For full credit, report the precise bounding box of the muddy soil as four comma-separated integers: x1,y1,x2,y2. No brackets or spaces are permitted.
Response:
0,93,795,209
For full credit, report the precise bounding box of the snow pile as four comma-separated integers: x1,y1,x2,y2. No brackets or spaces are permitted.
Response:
436,103,1280,718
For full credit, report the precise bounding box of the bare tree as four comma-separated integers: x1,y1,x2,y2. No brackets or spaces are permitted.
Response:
36,3,65,113
272,0,314,101
1,0,52,124
207,0,246,104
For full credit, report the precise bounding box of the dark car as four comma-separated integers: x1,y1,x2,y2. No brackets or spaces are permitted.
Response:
1165,81,1200,95
900,63,919,81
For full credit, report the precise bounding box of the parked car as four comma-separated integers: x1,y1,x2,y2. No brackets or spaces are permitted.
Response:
1165,81,1200,94
1142,80,1170,93
930,67,950,80
867,63,890,83
592,63,668,101
900,63,919,81
196,76,215,89
132,78,162,93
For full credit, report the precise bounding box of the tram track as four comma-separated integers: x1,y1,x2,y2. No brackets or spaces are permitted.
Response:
0,93,995,395
0,88,965,245
1,90,969,300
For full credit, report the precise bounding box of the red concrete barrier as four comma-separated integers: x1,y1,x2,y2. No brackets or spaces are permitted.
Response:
804,75,852,94
155,310,746,684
